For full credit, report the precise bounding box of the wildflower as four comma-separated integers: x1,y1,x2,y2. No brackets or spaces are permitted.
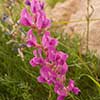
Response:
57,62,68,75
54,81,67,96
36,11,51,30
55,51,68,65
37,66,57,84
30,57,44,67
42,31,58,49
30,49,44,67
57,96,65,100
26,29,38,47
54,81,68,100
47,47,56,62
31,0,44,13
20,8,33,26
20,0,80,100
67,79,80,95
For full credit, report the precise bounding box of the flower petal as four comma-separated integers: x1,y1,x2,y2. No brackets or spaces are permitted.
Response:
57,96,65,100
26,29,37,47
20,8,33,26
37,76,46,83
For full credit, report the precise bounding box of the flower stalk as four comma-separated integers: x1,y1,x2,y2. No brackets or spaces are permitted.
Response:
20,0,80,100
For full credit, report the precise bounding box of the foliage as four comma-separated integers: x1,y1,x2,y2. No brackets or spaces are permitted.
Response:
0,31,100,100
46,0,65,7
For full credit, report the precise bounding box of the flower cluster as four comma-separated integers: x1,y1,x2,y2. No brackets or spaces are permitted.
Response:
20,0,80,100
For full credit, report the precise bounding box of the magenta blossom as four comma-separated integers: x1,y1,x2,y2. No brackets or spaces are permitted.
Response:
55,51,68,66
47,50,68,75
57,96,65,100
30,57,44,67
42,31,58,49
33,49,42,57
31,0,44,13
67,79,80,95
20,0,50,30
35,11,51,30
37,66,57,84
30,49,44,67
26,29,38,47
54,81,68,100
20,8,33,26
54,81,68,96
57,62,68,75
47,47,56,62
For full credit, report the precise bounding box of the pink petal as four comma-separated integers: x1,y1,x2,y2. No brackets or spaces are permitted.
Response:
20,8,33,26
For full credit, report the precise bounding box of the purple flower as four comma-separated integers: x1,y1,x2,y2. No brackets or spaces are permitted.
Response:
33,50,38,57
30,57,44,67
67,79,80,95
49,51,68,75
57,96,65,100
31,0,44,13
54,81,67,96
47,48,56,62
38,66,57,84
42,31,58,49
20,8,33,26
36,11,51,30
59,63,68,75
30,49,44,67
55,51,68,66
33,49,42,58
67,79,75,91
26,29,37,47
37,76,46,83
72,87,80,95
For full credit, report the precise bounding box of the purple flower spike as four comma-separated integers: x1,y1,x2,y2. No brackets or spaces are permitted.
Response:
20,0,80,99
20,8,33,26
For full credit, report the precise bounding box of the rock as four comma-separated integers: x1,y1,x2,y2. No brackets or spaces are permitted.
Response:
51,0,81,22
47,0,100,55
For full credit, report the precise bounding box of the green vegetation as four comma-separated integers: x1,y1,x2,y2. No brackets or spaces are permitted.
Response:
46,0,65,7
0,31,100,100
